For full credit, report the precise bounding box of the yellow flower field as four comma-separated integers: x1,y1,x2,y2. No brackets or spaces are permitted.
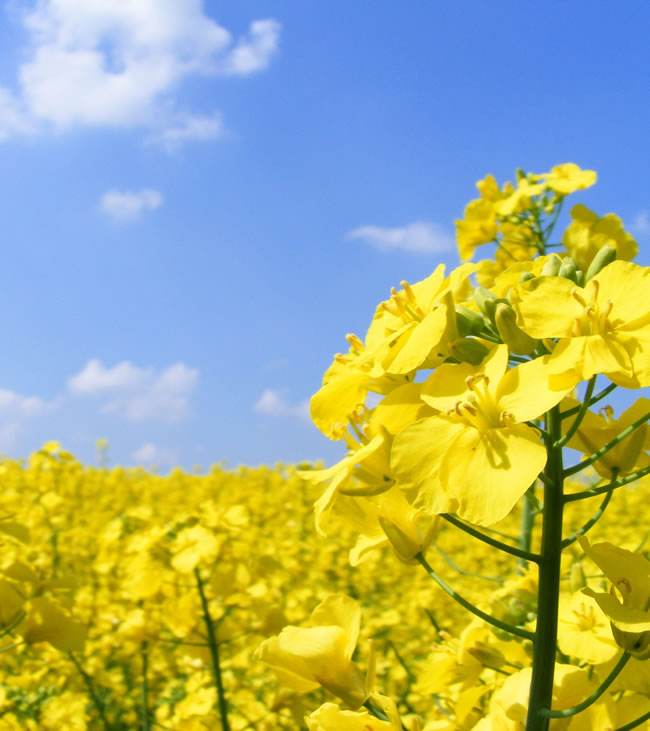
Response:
0,443,646,729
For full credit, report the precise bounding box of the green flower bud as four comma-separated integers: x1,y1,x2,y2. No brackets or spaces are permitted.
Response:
558,257,578,282
455,306,485,337
519,271,536,284
473,286,498,319
574,269,585,287
585,244,617,282
494,303,537,355
611,625,650,659
541,254,563,277
450,338,490,365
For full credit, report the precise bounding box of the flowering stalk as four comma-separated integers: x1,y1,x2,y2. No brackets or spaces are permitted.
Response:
526,405,565,729
194,568,231,731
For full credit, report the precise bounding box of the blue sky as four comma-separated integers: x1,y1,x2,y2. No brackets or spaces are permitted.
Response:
0,1,648,468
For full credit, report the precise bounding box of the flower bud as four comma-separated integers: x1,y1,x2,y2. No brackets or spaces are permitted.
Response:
455,306,485,337
541,255,562,277
494,303,537,355
450,338,490,365
611,625,650,659
473,287,498,320
519,271,535,284
585,244,617,281
558,257,578,282
574,269,585,287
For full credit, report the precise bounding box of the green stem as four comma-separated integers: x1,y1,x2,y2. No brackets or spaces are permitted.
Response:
555,376,596,448
518,486,537,572
140,641,151,731
564,411,650,477
69,653,113,730
526,405,564,730
560,382,617,420
440,513,541,564
416,553,534,641
616,711,650,730
435,545,502,582
564,465,650,502
541,652,630,718
195,568,231,731
561,488,614,548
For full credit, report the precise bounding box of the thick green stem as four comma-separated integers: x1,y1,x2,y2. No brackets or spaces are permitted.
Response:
195,568,231,731
526,406,564,730
416,553,534,641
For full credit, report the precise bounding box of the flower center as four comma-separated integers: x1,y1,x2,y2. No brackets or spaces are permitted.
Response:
448,374,513,431
381,281,425,322
571,282,615,336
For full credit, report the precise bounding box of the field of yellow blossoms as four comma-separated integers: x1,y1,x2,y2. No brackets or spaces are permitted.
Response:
2,163,650,730
0,445,647,730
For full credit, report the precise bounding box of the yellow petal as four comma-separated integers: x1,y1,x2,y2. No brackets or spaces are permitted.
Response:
442,424,546,526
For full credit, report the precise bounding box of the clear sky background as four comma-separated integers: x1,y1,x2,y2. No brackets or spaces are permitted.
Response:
0,1,648,469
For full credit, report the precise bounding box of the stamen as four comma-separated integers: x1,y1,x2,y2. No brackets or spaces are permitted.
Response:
571,288,587,307
345,333,364,354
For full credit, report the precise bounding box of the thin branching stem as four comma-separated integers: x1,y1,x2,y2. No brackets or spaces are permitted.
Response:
555,376,596,448
416,553,535,641
440,513,542,563
541,652,631,719
561,489,614,548
560,382,617,420
616,710,650,730
564,411,650,477
564,465,650,502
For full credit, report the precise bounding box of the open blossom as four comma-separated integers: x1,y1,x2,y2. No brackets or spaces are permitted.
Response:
515,260,650,388
391,345,568,525
257,594,368,707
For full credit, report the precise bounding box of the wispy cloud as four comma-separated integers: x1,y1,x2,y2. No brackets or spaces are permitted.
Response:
346,221,454,254
132,442,178,468
100,189,163,222
632,211,650,237
0,1,281,145
69,359,199,423
254,389,309,420
0,387,58,452
152,113,224,151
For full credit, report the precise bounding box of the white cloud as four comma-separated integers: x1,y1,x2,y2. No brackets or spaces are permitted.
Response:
254,389,309,420
69,359,199,423
100,189,163,221
0,1,281,143
132,442,177,467
220,19,281,76
0,387,58,452
346,221,454,254
632,211,650,237
152,113,224,151
0,88,31,141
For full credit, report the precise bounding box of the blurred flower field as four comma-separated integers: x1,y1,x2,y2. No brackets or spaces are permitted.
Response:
0,442,647,729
